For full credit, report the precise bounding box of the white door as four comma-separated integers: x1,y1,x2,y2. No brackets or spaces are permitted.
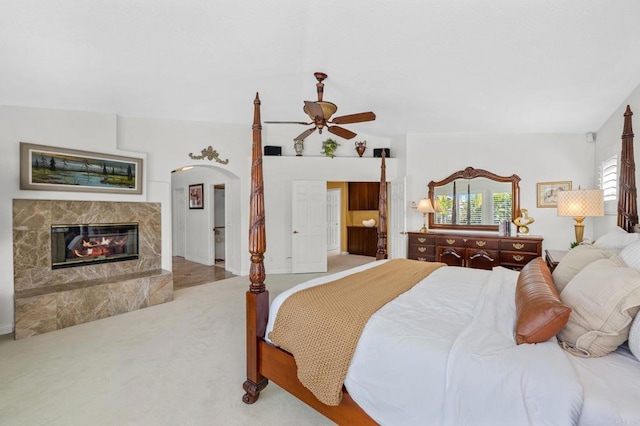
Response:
390,177,407,259
327,188,341,252
172,188,186,257
292,180,327,273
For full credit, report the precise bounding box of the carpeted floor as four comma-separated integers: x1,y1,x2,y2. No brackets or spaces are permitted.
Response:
0,254,374,426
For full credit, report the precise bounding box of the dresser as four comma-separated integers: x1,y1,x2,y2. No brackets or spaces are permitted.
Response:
347,226,378,257
407,232,543,270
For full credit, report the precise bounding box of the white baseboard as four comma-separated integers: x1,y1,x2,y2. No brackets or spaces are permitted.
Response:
0,324,14,336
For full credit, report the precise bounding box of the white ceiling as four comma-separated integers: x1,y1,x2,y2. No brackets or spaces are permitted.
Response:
2,1,640,139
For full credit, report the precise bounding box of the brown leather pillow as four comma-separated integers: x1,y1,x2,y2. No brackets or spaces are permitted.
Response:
515,257,571,344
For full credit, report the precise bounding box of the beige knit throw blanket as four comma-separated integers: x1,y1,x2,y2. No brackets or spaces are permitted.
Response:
268,259,445,406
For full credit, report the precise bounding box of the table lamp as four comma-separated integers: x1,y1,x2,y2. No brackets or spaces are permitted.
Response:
557,189,604,244
416,198,435,233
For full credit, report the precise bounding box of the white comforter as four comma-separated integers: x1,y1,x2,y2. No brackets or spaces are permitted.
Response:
266,261,634,425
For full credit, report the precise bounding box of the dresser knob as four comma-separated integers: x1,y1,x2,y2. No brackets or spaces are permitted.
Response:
512,243,525,250
418,247,426,252
476,241,486,247
418,237,426,243
446,239,456,245
513,254,524,261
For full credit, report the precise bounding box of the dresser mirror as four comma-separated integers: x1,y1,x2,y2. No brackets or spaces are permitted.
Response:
427,167,521,231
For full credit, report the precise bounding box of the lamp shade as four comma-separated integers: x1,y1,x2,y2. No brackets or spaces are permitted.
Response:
416,198,435,213
557,189,604,217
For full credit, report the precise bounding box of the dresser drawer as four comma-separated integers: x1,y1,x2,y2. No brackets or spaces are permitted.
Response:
464,238,500,250
409,234,434,245
499,240,540,253
500,251,539,267
435,236,465,247
408,244,435,262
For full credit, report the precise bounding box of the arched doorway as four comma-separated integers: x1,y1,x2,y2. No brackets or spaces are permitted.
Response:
170,164,241,276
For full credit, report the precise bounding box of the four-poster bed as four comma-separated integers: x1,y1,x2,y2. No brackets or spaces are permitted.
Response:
243,94,640,425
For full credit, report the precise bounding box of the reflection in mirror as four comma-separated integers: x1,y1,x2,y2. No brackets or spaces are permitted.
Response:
433,178,512,226
428,167,521,231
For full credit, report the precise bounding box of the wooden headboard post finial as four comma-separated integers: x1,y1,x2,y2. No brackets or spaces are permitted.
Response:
243,92,269,404
618,105,638,232
376,149,388,260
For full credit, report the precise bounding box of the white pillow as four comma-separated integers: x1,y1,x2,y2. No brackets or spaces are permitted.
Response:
629,312,640,361
619,240,640,270
551,245,619,292
593,226,640,253
558,258,640,357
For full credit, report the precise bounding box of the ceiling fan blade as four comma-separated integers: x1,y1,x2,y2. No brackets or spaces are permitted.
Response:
327,125,357,140
304,101,324,119
264,121,312,125
295,127,317,141
330,111,376,125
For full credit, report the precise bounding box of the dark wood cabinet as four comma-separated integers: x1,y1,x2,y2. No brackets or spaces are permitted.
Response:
408,232,542,270
347,226,378,257
348,182,380,210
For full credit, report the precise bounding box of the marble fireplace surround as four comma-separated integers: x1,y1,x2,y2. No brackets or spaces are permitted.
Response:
13,200,173,339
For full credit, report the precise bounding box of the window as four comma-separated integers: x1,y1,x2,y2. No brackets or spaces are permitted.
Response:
599,155,617,201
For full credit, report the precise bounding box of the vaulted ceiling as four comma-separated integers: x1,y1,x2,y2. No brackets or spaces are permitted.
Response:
2,1,640,138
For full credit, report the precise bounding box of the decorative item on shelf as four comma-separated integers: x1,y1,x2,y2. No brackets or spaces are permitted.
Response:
355,140,367,157
557,188,604,244
513,208,535,234
188,145,229,165
321,138,340,158
416,198,435,233
293,139,304,156
362,218,376,228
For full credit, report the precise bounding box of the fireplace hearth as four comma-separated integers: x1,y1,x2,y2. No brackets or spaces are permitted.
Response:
51,223,139,269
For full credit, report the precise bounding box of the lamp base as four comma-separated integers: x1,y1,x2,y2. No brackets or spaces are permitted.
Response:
419,226,427,233
573,217,585,244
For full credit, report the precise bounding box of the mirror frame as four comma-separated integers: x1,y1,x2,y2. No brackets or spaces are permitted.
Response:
427,166,521,232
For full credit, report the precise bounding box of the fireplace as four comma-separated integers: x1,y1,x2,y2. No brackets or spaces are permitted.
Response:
51,222,139,269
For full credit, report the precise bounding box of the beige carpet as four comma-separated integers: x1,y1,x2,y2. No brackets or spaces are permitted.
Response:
0,254,375,426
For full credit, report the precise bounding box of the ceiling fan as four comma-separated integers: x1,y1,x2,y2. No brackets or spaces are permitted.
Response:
266,72,376,141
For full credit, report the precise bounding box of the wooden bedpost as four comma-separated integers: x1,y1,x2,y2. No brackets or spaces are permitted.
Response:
618,105,638,232
243,93,270,404
376,150,388,260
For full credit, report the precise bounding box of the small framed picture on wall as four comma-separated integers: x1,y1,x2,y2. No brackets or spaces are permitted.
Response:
536,181,572,208
189,183,204,209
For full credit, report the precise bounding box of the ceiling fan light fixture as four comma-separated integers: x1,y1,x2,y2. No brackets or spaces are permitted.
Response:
303,101,337,120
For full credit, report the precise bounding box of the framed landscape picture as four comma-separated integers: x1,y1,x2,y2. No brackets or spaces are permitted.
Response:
20,142,143,194
536,181,572,208
189,183,204,209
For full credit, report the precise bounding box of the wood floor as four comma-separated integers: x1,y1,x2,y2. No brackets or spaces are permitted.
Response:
172,256,236,290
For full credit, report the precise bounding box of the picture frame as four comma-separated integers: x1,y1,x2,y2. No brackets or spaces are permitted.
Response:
536,181,572,208
189,183,204,209
20,142,143,194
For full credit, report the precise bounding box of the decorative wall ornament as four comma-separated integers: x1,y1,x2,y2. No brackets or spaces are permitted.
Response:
188,146,229,164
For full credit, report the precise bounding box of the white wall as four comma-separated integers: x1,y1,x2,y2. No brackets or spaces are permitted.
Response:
593,82,640,237
262,156,398,273
117,115,251,276
405,133,595,251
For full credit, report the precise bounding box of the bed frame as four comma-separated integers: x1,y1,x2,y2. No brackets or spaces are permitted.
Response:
242,94,637,425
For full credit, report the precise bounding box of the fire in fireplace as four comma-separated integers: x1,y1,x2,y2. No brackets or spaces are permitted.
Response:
51,223,139,269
